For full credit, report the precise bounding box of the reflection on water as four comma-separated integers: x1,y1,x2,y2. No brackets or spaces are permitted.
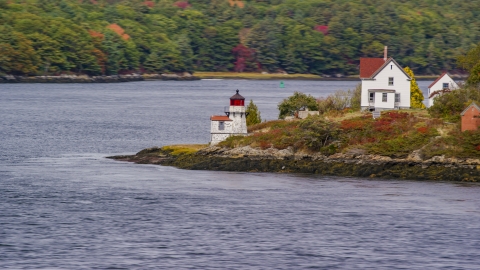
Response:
1,81,479,269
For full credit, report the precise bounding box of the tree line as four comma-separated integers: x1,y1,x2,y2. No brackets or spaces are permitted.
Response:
1,0,480,76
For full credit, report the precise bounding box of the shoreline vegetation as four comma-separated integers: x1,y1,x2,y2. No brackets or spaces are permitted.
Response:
107,143,480,182
0,72,458,83
108,109,480,182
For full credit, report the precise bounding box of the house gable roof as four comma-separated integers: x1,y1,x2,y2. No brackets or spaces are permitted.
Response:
360,57,411,80
428,72,449,89
359,58,385,78
369,58,412,80
460,102,480,116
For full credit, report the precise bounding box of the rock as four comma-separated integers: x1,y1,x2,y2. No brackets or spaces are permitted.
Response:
429,155,446,163
407,150,423,162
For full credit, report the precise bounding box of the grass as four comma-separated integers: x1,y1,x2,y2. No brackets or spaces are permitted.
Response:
161,144,208,156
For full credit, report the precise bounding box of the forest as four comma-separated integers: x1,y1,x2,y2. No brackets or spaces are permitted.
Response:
1,0,480,76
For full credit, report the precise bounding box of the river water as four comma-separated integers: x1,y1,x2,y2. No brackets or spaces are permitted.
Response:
1,80,479,269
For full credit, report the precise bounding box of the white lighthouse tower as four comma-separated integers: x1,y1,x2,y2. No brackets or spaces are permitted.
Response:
210,90,248,145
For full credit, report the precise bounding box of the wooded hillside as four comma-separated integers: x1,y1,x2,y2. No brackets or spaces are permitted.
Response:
1,0,479,76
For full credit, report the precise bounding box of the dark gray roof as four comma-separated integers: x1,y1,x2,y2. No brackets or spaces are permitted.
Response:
230,90,245,100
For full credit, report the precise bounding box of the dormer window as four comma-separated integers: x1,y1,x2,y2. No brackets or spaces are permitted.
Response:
388,77,394,86
443,83,449,89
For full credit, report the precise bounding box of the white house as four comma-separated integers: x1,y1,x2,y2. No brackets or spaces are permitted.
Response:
210,90,248,145
360,48,411,111
427,72,459,107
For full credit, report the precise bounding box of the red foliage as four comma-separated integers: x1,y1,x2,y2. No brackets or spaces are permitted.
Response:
259,141,271,149
383,111,409,120
340,119,366,130
232,44,257,72
374,119,393,132
143,1,154,8
417,127,428,134
476,145,480,151
314,25,329,35
173,1,191,9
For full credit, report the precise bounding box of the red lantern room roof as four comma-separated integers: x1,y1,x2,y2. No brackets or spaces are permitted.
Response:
230,90,245,100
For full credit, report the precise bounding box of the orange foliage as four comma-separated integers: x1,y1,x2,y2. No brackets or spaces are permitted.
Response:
106,24,130,40
91,48,107,74
88,30,104,39
228,0,244,8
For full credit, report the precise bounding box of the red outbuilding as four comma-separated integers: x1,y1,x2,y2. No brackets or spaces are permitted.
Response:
461,102,480,131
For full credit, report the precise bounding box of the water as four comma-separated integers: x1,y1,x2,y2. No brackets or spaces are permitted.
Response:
1,80,479,269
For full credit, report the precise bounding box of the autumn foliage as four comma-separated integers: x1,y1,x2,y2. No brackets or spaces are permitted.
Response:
106,24,130,40
314,25,329,35
173,1,190,9
232,44,257,72
143,1,154,8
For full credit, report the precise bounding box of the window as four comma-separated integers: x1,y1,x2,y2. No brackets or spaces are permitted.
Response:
218,121,224,130
395,93,400,103
382,93,387,102
443,83,449,89
369,92,375,102
390,65,393,70
388,77,394,86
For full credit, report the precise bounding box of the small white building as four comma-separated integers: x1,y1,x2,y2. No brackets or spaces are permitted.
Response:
297,108,319,119
427,73,459,107
210,90,248,145
360,48,412,111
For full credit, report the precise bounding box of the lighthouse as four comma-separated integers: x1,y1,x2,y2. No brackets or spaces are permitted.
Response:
210,90,248,145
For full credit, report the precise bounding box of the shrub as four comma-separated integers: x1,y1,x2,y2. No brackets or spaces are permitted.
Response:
428,85,480,122
278,91,318,119
297,115,340,152
316,83,361,114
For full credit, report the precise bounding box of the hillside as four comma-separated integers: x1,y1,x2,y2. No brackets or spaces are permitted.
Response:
1,0,480,76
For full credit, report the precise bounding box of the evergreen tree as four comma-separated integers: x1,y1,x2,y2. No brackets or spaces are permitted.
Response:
404,66,426,109
246,100,261,126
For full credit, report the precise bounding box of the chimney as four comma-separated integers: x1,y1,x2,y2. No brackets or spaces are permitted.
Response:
383,46,388,61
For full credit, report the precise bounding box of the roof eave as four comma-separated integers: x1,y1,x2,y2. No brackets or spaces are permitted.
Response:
460,102,480,116
370,58,412,80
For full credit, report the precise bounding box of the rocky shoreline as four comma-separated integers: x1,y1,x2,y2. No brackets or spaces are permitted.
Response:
107,145,480,182
0,73,199,83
